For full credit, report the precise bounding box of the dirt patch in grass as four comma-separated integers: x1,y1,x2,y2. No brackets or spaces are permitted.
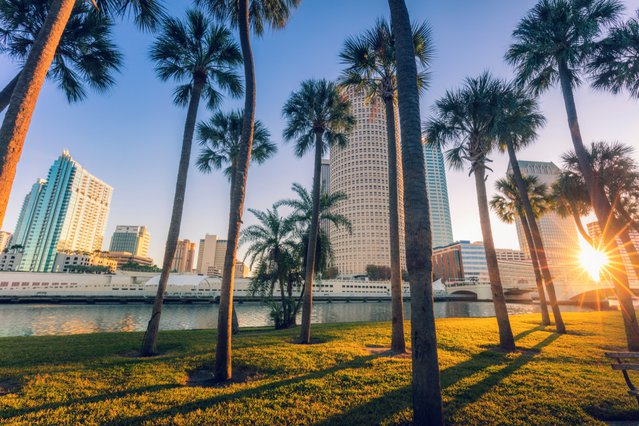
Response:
0,378,20,395
186,366,263,388
365,345,412,359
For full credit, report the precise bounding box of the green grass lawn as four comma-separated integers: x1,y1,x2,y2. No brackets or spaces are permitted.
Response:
1,311,638,425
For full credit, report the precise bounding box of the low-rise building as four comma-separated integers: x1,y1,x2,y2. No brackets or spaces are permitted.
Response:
0,251,23,271
103,251,154,268
53,252,118,273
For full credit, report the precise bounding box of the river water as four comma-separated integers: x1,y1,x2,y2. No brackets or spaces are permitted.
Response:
0,301,595,337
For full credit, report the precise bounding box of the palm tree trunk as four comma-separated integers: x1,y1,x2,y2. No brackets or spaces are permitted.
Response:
215,0,256,382
0,73,20,114
383,96,406,354
557,60,639,351
388,0,443,423
474,166,516,351
516,206,550,325
570,205,593,246
506,142,565,333
229,159,240,335
141,80,204,356
0,0,75,229
300,131,323,344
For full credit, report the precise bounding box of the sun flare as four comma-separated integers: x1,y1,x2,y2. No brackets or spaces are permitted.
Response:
579,239,609,282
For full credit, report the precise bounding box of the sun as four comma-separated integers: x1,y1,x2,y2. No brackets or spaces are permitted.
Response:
579,238,609,282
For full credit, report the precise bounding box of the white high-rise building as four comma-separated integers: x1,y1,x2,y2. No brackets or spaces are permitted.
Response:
509,161,580,284
196,234,228,276
320,158,331,238
330,89,406,275
16,151,112,272
423,140,454,248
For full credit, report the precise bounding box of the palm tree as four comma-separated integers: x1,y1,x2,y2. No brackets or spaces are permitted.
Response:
0,0,164,230
560,142,639,278
505,0,639,350
141,9,242,356
490,174,551,326
426,72,516,352
338,18,432,354
241,206,300,329
196,109,276,200
387,0,443,423
195,0,300,383
589,11,639,98
276,182,352,275
496,85,565,333
282,79,355,344
551,171,593,244
0,0,122,112
196,108,275,334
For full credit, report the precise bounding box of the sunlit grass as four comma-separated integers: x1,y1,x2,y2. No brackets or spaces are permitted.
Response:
1,312,638,425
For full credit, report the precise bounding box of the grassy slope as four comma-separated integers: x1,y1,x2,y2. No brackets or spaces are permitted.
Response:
0,311,638,425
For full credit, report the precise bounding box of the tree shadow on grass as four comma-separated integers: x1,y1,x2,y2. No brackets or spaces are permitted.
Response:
117,354,379,424
0,383,181,420
314,325,558,425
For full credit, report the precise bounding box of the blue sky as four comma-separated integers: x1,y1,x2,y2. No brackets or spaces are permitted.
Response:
1,0,638,264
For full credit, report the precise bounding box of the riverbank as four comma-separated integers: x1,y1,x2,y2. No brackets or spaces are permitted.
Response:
1,311,637,424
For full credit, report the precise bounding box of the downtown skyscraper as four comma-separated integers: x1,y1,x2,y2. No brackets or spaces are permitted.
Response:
423,140,454,248
15,151,112,272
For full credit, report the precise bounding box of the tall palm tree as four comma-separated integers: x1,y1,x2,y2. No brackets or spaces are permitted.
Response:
496,85,565,333
196,108,276,334
0,0,164,230
338,18,432,354
589,11,639,98
506,0,639,350
0,0,122,112
387,0,443,423
141,9,242,356
195,0,300,383
490,174,551,326
426,72,516,352
282,79,355,344
276,182,352,275
552,171,593,244
240,206,300,329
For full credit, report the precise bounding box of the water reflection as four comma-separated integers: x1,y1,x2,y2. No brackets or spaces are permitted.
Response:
0,301,593,337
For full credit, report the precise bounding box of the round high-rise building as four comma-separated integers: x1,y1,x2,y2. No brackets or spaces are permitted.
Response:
330,89,405,275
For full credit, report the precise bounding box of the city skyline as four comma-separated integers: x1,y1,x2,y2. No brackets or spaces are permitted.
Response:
1,0,637,265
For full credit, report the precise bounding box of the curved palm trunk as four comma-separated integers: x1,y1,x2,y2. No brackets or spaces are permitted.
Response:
506,143,565,333
0,73,20,113
383,96,406,354
474,166,516,351
516,206,550,325
300,131,323,344
388,0,443,423
558,60,639,351
141,80,204,356
228,159,240,335
215,0,255,382
570,206,593,246
0,0,75,229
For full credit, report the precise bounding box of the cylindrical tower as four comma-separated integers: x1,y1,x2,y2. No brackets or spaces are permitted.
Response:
330,89,405,275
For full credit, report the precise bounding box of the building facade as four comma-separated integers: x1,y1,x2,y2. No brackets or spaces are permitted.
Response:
0,250,23,271
53,252,118,273
10,178,46,249
196,234,228,276
320,158,331,238
103,251,154,267
330,89,406,275
109,225,151,258
432,240,534,288
0,231,12,252
172,239,197,273
423,140,454,248
509,161,580,284
17,152,113,272
495,248,528,262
